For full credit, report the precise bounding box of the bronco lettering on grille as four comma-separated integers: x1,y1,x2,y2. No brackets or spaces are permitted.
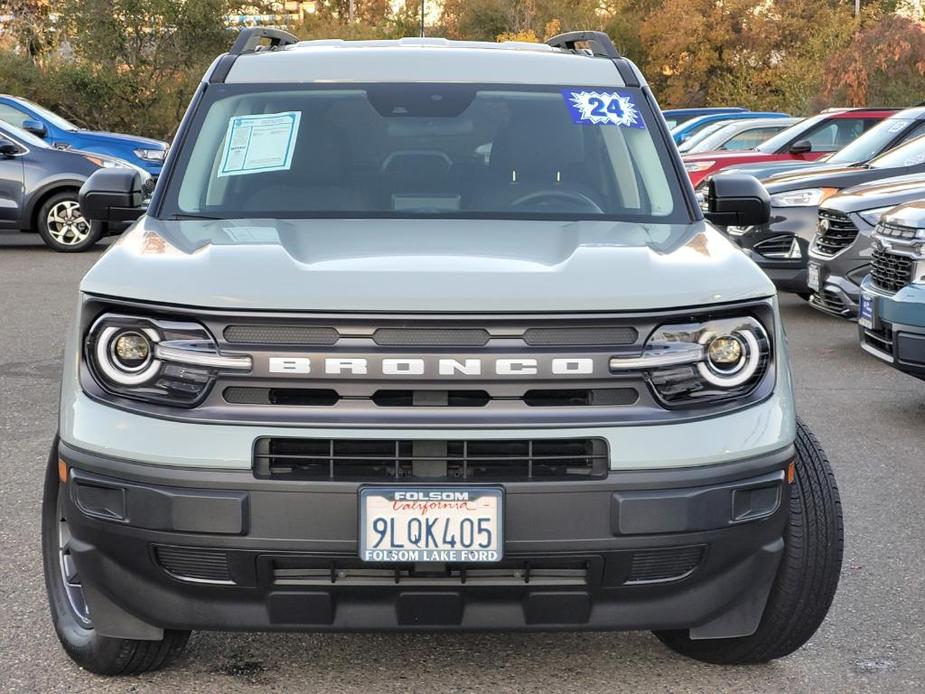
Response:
267,357,595,377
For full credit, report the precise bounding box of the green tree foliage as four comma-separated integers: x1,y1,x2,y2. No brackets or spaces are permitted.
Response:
0,0,922,140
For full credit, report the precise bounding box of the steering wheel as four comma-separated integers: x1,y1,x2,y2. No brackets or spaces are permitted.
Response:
509,190,604,214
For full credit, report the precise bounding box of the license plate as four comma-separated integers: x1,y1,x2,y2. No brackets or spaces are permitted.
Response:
359,487,503,563
807,262,821,292
859,293,876,329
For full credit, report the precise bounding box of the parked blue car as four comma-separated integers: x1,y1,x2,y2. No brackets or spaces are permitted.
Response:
0,95,168,177
670,111,791,145
859,201,925,381
661,107,747,130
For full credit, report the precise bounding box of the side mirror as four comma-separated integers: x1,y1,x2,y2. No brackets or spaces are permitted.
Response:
788,139,812,155
21,119,47,137
704,174,770,227
79,168,146,224
0,141,20,157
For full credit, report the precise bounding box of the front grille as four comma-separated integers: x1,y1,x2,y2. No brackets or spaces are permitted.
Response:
625,546,705,584
254,437,609,481
271,557,591,587
753,234,797,259
373,328,490,346
224,386,638,408
154,545,232,583
870,246,914,293
814,210,859,256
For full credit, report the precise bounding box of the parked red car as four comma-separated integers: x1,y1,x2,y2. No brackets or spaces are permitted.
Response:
682,108,898,186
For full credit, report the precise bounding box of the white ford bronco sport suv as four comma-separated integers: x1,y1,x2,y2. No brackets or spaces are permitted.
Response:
45,29,843,675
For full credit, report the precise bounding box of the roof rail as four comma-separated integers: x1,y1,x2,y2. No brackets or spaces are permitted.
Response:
546,31,621,59
229,27,299,56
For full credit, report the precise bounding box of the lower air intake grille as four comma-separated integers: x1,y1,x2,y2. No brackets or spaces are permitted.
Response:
254,437,609,481
271,557,590,587
154,546,232,583
626,546,705,584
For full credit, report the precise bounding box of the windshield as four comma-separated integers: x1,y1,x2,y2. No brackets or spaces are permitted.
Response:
15,98,78,131
755,114,828,153
827,117,913,164
869,132,925,169
677,121,727,152
162,83,686,222
0,122,50,149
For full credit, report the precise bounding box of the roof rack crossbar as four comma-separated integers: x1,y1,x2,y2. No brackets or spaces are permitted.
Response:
229,27,299,56
546,31,621,59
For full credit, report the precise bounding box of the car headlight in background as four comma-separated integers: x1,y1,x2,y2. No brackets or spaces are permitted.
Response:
133,148,166,162
684,160,715,173
85,313,251,406
81,154,130,169
610,316,771,407
858,206,896,227
769,188,838,207
725,225,753,236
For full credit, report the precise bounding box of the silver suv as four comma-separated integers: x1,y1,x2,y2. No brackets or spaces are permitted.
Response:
44,29,842,675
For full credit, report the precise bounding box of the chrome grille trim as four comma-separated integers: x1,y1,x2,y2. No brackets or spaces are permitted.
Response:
813,210,859,257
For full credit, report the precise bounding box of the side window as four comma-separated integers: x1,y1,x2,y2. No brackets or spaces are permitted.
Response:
0,103,31,129
803,118,868,152
722,127,781,151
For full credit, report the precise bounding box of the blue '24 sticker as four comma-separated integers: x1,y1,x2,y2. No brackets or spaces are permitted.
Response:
562,89,645,128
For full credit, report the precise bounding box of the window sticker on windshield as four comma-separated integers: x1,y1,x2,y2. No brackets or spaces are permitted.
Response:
562,89,644,128
217,111,301,177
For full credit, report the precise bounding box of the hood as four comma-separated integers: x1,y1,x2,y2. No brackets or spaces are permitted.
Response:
80,218,774,313
682,150,778,164
825,174,925,213
762,164,892,194
76,130,167,149
881,200,925,229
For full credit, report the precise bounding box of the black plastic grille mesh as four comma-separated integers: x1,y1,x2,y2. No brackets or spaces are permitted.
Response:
626,546,705,583
523,327,637,346
154,545,232,583
224,325,339,345
870,246,914,293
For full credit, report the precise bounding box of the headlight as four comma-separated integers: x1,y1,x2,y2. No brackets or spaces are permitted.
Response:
684,160,715,173
85,313,251,406
610,316,771,407
82,154,130,169
858,206,895,227
769,188,838,207
133,148,166,162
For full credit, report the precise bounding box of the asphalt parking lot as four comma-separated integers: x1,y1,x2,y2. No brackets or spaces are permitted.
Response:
0,231,922,693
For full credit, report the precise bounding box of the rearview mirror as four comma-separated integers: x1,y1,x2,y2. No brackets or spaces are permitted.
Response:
79,169,146,224
788,139,812,155
21,119,47,137
704,175,770,227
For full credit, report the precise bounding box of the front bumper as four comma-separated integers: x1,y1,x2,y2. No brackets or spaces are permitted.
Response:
858,279,925,380
733,207,820,294
60,440,793,638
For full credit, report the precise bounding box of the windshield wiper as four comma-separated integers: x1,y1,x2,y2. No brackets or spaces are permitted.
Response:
170,213,223,220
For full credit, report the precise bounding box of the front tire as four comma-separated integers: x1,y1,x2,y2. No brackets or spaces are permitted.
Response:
42,440,190,675
654,419,843,664
36,192,103,252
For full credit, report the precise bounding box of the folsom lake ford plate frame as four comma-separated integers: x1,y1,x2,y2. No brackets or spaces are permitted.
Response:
359,487,503,563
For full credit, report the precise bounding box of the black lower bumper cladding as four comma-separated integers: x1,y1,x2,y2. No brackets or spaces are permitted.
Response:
59,441,793,639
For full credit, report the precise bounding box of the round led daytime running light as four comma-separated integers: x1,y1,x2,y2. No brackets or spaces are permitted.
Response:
95,325,162,386
697,329,761,387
